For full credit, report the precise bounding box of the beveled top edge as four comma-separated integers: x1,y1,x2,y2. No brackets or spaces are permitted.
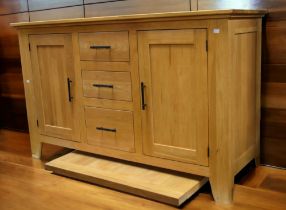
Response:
11,9,266,28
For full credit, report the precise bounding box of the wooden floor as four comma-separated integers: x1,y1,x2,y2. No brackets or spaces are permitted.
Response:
0,129,286,210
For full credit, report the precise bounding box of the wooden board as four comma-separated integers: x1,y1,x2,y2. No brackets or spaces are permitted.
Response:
45,151,208,206
11,10,266,28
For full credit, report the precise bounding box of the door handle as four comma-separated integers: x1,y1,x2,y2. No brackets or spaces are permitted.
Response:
90,45,111,49
96,127,117,133
141,82,146,110
93,84,114,88
67,78,73,102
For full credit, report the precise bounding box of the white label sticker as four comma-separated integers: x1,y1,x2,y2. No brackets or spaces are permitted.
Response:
213,28,220,34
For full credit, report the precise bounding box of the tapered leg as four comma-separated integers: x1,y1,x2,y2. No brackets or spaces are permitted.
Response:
31,140,42,159
209,174,234,204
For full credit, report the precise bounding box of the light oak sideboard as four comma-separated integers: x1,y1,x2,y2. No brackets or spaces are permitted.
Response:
12,10,265,204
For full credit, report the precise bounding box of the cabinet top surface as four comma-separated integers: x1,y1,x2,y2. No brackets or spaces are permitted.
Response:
11,9,266,28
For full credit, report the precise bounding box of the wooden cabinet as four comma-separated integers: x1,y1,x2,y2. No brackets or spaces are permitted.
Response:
29,34,81,141
138,29,209,166
13,10,264,204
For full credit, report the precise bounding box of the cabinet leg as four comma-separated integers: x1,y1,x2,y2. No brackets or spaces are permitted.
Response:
209,175,234,204
254,156,260,167
254,134,261,167
31,140,42,159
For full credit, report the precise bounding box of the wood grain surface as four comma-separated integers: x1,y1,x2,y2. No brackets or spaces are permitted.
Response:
0,0,28,15
29,6,84,21
85,0,191,17
0,0,285,169
28,0,83,11
0,129,286,210
45,151,208,206
0,13,29,130
197,0,286,169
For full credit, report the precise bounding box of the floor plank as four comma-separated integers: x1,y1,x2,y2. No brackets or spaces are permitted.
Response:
241,165,286,193
0,161,176,210
0,129,70,168
0,129,286,210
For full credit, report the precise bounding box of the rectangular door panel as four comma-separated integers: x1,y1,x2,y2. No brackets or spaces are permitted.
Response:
30,34,80,141
138,29,209,166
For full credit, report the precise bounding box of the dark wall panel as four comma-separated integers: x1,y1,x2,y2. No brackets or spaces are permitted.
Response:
29,6,84,21
262,15,286,168
0,13,29,96
28,0,83,11
0,60,25,98
0,97,28,131
84,0,122,3
0,0,28,15
262,64,286,83
0,13,29,131
261,108,286,167
262,83,286,109
264,25,286,64
0,13,29,59
261,137,286,167
85,0,190,17
198,0,286,10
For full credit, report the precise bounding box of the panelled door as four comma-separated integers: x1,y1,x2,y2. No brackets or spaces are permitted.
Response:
138,29,209,166
29,34,80,141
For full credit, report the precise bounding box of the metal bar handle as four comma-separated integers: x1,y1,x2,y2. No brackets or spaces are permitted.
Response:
96,127,117,133
141,82,146,110
90,45,111,49
67,78,73,102
93,84,114,88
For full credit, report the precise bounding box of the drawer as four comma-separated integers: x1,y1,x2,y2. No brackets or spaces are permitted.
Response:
79,31,129,61
82,71,132,101
85,107,135,152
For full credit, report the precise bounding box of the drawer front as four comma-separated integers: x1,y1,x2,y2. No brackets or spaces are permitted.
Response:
82,71,132,101
85,107,135,152
79,31,129,61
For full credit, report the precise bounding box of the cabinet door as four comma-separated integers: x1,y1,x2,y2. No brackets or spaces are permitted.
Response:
138,29,208,166
29,34,80,141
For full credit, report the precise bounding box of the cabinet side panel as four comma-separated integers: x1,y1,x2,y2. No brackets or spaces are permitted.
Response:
17,31,42,158
229,19,261,173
